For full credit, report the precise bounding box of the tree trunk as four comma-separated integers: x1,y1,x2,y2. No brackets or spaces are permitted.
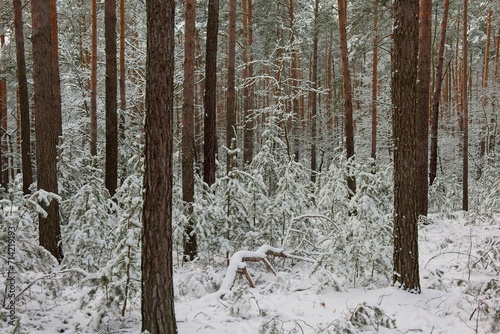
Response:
371,0,378,161
338,0,356,195
310,0,319,183
462,0,469,211
90,0,97,156
243,0,254,164
416,0,431,217
429,0,450,186
50,0,62,140
142,0,177,331
0,34,7,188
182,0,197,261
119,0,126,138
392,0,420,292
105,0,118,196
31,0,64,262
226,0,236,172
13,0,33,194
203,0,219,186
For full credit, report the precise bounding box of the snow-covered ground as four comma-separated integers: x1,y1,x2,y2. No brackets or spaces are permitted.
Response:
5,212,499,333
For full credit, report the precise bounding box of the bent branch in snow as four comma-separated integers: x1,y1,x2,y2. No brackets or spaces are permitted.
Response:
215,245,294,299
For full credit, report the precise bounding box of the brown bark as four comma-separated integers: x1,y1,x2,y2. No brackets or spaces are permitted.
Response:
429,0,450,185
226,0,236,172
392,0,420,292
338,0,356,195
371,0,379,160
289,0,300,161
119,0,126,137
203,0,219,186
0,38,7,188
50,0,62,140
31,0,63,262
90,0,97,156
416,0,431,217
13,0,33,194
105,0,118,196
310,0,319,183
142,0,177,331
182,0,197,261
462,0,469,211
243,0,254,164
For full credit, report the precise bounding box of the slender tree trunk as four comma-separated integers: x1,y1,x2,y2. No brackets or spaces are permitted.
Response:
371,0,379,161
0,34,7,189
31,0,63,262
289,0,300,161
182,0,197,261
13,0,33,194
243,0,254,164
462,0,469,211
310,0,319,182
90,0,97,156
226,0,236,172
429,0,449,185
392,0,420,292
0,33,8,188
416,0,431,217
142,0,177,331
203,0,219,186
50,0,62,140
119,0,126,138
482,1,493,154
338,0,356,195
105,0,118,196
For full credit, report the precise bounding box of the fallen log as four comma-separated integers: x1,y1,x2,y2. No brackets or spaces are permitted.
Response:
215,245,291,298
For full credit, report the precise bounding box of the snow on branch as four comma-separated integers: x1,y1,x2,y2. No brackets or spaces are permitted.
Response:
213,245,295,299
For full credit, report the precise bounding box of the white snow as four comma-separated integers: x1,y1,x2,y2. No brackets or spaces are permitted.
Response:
2,212,499,333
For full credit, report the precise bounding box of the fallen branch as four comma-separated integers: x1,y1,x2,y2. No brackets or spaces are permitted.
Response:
215,245,292,298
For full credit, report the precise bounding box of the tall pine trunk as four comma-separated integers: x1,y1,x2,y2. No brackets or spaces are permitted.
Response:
31,0,64,262
105,0,118,196
462,0,469,211
13,0,33,194
392,0,420,292
416,0,431,217
429,0,450,185
90,0,97,156
182,0,197,261
142,0,178,331
203,0,219,185
226,0,236,172
338,0,356,196
310,0,319,182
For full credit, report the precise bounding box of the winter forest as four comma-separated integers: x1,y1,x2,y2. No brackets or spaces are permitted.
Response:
0,0,499,333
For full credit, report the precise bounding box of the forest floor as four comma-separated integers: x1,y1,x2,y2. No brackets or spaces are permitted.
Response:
6,211,500,334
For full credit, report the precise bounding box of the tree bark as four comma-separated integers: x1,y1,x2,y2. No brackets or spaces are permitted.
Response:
371,0,379,161
13,0,33,194
462,0,469,211
203,0,219,186
119,0,126,138
243,0,254,164
31,0,64,262
90,0,97,156
310,0,319,183
392,0,420,292
0,34,7,189
105,0,118,196
416,0,431,217
338,0,356,195
50,0,62,139
429,0,450,186
226,0,236,172
182,0,197,261
142,0,177,331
